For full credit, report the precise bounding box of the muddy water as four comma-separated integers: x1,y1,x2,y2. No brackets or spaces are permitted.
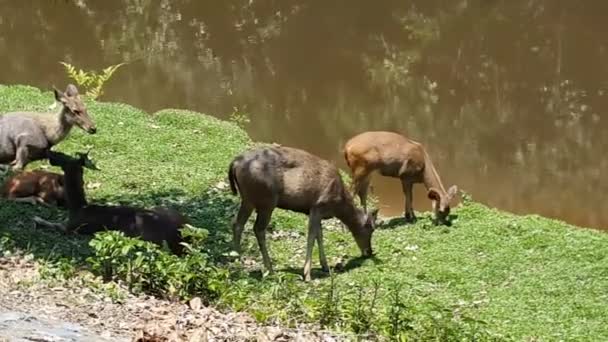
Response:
0,1,606,229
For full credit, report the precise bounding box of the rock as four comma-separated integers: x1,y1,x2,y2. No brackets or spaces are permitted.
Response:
188,329,207,342
189,297,202,311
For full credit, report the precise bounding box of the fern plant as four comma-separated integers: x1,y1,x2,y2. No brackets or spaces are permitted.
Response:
60,61,126,100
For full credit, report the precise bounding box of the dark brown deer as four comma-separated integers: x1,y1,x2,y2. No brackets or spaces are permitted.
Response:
32,151,187,255
1,170,65,206
344,131,457,225
0,84,96,171
228,145,377,282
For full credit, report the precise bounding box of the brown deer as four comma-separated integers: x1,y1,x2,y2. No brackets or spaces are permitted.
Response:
0,84,96,171
228,145,377,282
1,170,65,206
344,131,457,225
32,151,187,255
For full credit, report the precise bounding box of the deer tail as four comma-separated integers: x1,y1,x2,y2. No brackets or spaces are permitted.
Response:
228,159,239,195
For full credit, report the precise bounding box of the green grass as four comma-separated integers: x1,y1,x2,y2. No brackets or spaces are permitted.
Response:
1,84,607,341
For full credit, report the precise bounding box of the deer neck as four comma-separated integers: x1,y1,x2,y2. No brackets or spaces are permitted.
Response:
62,168,88,215
422,150,447,196
335,196,365,233
46,107,74,145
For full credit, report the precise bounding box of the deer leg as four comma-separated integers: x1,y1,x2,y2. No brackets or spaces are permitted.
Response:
359,178,371,213
316,221,329,273
252,208,274,274
354,175,371,213
351,168,372,212
10,196,48,206
38,192,56,207
12,144,30,171
303,209,322,281
401,180,416,223
232,202,254,254
32,216,67,233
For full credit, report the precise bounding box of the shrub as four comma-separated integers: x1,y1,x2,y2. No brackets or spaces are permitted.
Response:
86,225,219,300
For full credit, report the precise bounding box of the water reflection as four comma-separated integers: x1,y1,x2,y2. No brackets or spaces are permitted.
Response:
0,0,606,229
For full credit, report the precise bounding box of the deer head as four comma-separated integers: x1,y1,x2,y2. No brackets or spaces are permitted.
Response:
351,208,378,257
53,84,97,134
428,185,458,225
47,150,99,171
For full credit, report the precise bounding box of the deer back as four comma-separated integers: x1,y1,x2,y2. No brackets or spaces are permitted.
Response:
231,146,346,213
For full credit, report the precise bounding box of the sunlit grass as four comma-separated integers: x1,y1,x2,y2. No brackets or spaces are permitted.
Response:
1,84,607,340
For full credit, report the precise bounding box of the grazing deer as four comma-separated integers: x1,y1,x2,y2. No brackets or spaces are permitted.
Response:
0,84,97,171
344,131,457,225
228,145,377,282
32,151,187,255
1,170,65,206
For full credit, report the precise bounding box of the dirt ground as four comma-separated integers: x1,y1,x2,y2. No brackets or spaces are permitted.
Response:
0,254,349,342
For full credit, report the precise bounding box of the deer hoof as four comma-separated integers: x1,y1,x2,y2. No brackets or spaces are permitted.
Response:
405,212,417,223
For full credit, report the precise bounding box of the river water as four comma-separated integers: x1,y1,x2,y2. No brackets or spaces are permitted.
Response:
0,1,606,229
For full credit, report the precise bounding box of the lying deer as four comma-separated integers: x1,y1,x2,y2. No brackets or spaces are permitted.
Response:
344,131,457,225
228,145,377,282
32,151,187,255
0,84,96,171
1,169,65,206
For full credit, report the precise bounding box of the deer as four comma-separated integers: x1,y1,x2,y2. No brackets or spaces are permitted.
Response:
343,131,458,225
0,84,97,172
1,169,65,206
228,145,377,282
32,150,187,255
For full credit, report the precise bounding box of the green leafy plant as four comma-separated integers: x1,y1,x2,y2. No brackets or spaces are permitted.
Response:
229,106,251,129
343,280,380,335
86,226,232,300
60,61,126,100
385,286,412,340
319,271,341,328
39,257,78,281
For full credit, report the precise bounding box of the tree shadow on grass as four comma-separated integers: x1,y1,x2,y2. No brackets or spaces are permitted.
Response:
92,186,241,262
377,214,459,230
0,184,385,284
340,255,383,272
0,186,240,265
0,200,92,263
276,267,331,280
274,254,382,280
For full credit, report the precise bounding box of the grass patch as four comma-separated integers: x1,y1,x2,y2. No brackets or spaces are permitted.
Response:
1,84,607,340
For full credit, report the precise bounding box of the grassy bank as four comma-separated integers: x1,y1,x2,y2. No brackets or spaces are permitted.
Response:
1,84,607,341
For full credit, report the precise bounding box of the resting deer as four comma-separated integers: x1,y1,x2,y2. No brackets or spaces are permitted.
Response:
32,151,187,255
1,169,65,206
344,131,457,225
0,84,96,171
228,145,377,282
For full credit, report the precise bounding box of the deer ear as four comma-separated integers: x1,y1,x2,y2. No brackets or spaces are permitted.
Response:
447,185,458,201
46,151,60,167
427,188,441,201
370,208,379,222
53,87,67,103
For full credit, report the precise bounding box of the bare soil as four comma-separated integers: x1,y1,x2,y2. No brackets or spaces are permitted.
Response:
0,254,348,342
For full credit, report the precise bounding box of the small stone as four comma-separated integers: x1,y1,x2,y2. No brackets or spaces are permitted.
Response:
189,297,202,311
131,330,144,342
86,182,102,190
214,181,228,190
188,329,207,342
